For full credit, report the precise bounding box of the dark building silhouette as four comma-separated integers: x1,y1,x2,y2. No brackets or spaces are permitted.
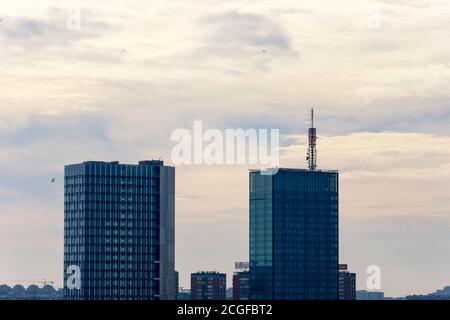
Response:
404,286,450,300
338,264,356,300
0,284,62,300
191,272,226,300
178,288,191,300
233,271,250,300
175,271,179,300
64,160,175,300
429,286,450,298
249,169,339,300
10,284,27,300
226,287,233,300
356,290,384,300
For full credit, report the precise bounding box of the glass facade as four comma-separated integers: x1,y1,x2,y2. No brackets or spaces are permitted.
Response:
249,168,339,300
64,160,175,300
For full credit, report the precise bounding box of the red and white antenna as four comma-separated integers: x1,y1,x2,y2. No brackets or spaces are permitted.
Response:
307,108,317,171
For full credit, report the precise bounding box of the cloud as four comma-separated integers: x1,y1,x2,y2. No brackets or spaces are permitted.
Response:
1,113,110,147
1,0,450,295
284,131,450,178
377,0,431,9
191,10,298,72
203,11,291,50
0,8,109,48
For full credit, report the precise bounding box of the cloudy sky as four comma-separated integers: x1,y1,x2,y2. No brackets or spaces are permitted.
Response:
1,0,450,297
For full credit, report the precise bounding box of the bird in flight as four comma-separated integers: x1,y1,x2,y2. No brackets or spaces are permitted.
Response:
51,178,56,183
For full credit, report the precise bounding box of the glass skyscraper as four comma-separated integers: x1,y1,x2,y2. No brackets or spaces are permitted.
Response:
64,160,175,300
249,168,339,300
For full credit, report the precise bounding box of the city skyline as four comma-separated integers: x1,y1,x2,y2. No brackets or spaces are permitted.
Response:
1,0,450,298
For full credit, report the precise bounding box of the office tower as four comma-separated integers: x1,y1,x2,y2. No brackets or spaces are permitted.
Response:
190,272,226,300
338,264,356,300
249,110,339,300
232,262,250,300
356,290,384,300
64,160,175,300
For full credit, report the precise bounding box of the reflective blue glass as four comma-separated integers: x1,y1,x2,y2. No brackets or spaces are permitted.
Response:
249,169,339,300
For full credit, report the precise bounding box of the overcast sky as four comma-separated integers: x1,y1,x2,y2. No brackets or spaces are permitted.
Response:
1,0,450,297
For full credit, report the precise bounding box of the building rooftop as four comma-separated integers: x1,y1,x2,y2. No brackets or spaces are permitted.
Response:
250,167,338,174
66,160,167,167
192,271,226,275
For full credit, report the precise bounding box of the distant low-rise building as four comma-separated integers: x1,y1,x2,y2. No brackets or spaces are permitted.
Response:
233,262,250,301
178,288,191,300
191,272,226,300
338,264,356,300
356,290,384,300
233,271,250,300
226,288,233,300
175,271,179,300
430,286,450,298
404,286,450,300
0,284,63,300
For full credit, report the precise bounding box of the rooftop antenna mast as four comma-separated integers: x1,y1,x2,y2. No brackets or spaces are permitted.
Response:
307,108,317,171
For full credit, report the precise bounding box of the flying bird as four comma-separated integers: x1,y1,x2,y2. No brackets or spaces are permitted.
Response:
51,178,56,183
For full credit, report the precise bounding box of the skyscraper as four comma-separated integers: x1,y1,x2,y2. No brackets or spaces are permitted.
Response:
190,272,227,300
249,169,339,300
249,110,339,300
64,160,175,300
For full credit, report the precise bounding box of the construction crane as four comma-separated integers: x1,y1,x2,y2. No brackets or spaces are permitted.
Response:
11,279,54,286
